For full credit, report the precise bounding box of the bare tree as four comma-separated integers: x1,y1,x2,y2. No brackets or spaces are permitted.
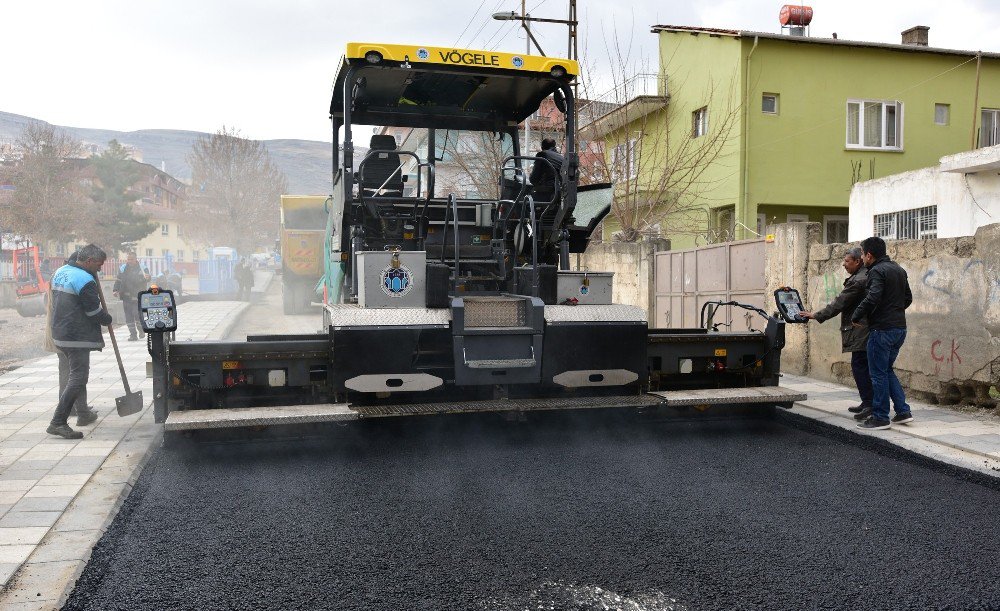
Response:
442,131,511,199
0,124,90,244
182,127,288,254
578,39,742,243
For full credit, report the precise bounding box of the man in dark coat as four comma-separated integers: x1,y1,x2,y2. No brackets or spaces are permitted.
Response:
235,258,254,301
47,244,113,439
800,247,872,414
851,236,914,430
528,138,564,204
113,252,148,341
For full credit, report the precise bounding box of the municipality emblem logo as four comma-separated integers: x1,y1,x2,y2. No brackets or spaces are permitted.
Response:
381,264,413,298
417,48,429,60
512,56,524,68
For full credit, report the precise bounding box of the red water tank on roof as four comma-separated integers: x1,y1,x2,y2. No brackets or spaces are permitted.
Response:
779,5,813,26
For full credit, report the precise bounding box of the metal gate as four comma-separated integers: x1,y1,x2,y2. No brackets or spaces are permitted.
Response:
653,239,767,330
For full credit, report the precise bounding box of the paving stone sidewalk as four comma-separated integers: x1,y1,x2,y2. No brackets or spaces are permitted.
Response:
783,373,1000,477
0,301,247,610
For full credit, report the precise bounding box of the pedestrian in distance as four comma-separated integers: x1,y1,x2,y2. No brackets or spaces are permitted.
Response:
47,244,113,439
528,138,564,205
113,252,149,341
799,247,873,415
851,236,914,430
235,258,254,301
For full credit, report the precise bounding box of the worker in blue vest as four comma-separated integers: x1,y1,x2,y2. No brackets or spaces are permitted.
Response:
47,244,113,439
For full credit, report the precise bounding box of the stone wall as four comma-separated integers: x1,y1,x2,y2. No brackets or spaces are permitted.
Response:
577,239,669,319
799,222,1000,406
571,227,999,405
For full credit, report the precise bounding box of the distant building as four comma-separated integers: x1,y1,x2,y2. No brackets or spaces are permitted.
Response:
850,144,1000,240
45,161,207,274
583,20,1000,247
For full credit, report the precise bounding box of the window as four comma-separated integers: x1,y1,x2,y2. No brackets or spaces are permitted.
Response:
757,213,768,237
934,103,950,126
193,250,201,261
177,225,183,237
611,137,639,181
981,109,1000,148
846,99,903,150
162,249,170,258
176,250,185,261
145,248,153,257
161,223,169,236
710,206,735,242
823,215,849,244
692,107,708,137
873,205,937,240
55,243,65,256
762,93,779,114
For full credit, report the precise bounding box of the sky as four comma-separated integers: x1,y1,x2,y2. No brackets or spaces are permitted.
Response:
5,0,1000,143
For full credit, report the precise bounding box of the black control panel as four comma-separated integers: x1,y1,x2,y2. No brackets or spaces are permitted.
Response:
138,289,177,332
774,287,807,323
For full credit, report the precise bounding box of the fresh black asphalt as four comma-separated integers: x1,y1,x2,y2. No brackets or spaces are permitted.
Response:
65,410,1000,610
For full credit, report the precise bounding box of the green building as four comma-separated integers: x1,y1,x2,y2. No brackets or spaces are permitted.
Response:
584,25,1000,248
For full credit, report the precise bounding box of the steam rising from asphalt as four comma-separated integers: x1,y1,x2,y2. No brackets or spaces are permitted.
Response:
481,581,687,611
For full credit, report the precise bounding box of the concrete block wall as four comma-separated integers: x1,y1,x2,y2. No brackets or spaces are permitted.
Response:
567,226,998,405
577,239,669,319
797,222,1000,406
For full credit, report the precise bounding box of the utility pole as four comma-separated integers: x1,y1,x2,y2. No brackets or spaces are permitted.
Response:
523,0,530,157
568,0,578,146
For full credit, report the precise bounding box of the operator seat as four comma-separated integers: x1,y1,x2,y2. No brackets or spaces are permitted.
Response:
361,135,405,197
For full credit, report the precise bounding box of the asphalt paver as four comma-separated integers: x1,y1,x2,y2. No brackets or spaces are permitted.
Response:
64,410,1000,610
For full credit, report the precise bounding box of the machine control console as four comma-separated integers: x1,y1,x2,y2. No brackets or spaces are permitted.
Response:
138,289,177,332
774,287,807,323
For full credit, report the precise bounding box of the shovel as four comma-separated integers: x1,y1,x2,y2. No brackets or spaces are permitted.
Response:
95,281,144,416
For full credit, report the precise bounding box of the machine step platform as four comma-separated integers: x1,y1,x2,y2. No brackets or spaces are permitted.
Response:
164,404,358,431
351,395,663,417
646,385,806,406
163,387,807,431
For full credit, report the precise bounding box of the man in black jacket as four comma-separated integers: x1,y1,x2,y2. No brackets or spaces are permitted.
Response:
851,236,914,430
47,244,113,439
800,247,872,414
529,138,564,204
113,252,148,341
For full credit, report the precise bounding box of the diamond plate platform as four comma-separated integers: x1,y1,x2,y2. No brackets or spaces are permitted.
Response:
164,404,358,431
646,386,806,407
351,395,663,417
544,304,647,323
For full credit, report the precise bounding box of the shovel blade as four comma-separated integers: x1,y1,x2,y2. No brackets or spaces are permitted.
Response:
116,391,145,417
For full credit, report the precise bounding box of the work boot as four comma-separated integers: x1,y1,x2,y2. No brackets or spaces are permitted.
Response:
76,409,99,427
47,424,84,440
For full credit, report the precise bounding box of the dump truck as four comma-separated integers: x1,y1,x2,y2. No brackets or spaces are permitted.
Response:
279,195,327,314
143,42,805,432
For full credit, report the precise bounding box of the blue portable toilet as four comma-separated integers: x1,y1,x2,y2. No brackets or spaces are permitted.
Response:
198,247,239,295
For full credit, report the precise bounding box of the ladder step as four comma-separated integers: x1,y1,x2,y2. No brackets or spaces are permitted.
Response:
164,403,357,431
646,385,806,406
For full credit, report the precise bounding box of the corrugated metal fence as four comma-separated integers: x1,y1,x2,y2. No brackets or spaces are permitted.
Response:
653,239,768,330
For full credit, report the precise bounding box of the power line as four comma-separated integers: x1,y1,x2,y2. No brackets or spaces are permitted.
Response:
453,0,493,49
464,0,508,49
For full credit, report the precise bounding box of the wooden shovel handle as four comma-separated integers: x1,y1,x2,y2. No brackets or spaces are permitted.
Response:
94,280,132,394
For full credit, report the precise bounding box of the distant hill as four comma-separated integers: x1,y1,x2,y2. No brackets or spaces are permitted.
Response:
0,110,335,195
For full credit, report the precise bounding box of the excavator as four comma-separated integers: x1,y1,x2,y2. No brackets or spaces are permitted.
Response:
13,245,49,318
